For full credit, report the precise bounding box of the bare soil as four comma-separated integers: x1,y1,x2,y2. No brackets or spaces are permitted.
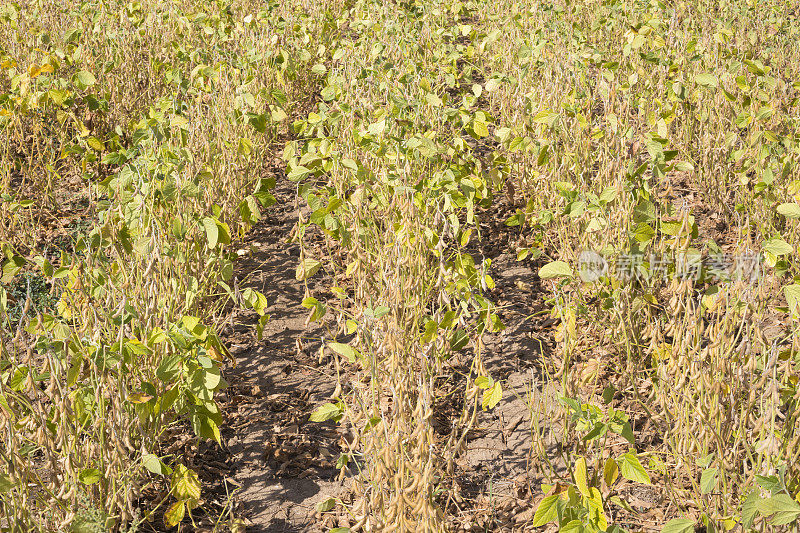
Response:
215,184,567,532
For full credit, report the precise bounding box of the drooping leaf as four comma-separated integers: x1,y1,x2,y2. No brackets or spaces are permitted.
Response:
301,297,326,322
143,453,170,476
481,381,502,410
316,497,336,512
328,342,359,363
296,258,322,280
784,283,800,317
202,217,219,249
539,260,573,279
603,457,619,488
574,456,589,497
309,402,342,423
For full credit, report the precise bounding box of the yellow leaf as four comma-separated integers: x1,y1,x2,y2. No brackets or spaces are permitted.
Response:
603,458,619,488
172,464,201,502
163,500,185,528
128,392,153,404
296,258,322,280
574,456,589,496
481,381,502,410
207,344,224,362
86,136,104,151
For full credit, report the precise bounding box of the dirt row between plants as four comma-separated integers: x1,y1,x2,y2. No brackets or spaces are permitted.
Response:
208,180,569,531
214,179,341,532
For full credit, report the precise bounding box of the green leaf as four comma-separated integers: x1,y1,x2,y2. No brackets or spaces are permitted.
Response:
330,529,351,533
757,493,800,525
241,288,269,315
75,70,96,88
368,119,386,135
560,520,583,533
587,422,611,445
321,85,337,101
587,486,607,530
0,473,13,494
271,105,288,122
755,474,780,491
216,220,231,245
1,255,25,283
449,328,469,350
202,217,218,249
425,93,442,107
532,109,559,126
143,453,171,476
660,518,696,533
617,451,650,484
764,238,793,256
296,258,322,280
316,497,336,512
182,315,200,331
191,410,222,443
328,342,359,363
86,136,104,151
785,283,800,317
485,78,501,92
608,495,634,513
695,73,718,88
531,494,560,527
539,260,573,279
309,402,342,423
741,490,759,529
302,297,326,322
78,468,101,485
474,376,492,389
288,165,311,181
660,220,684,236
156,354,181,382
599,186,619,204
537,144,549,166
164,500,185,528
700,467,718,494
777,203,800,219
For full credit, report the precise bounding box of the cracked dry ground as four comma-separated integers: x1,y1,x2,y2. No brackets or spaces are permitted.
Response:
212,180,564,532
